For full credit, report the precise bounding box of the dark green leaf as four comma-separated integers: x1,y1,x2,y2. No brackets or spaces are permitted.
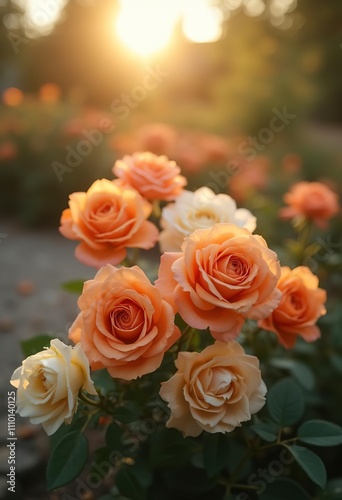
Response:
250,421,279,442
91,369,116,394
49,415,87,452
321,478,342,498
61,279,85,294
47,431,88,490
115,465,146,500
203,433,229,478
163,465,219,493
267,378,304,426
298,420,342,446
285,445,326,489
113,403,140,423
149,428,194,468
106,422,125,452
258,477,311,499
269,359,315,391
330,354,342,374
20,334,55,357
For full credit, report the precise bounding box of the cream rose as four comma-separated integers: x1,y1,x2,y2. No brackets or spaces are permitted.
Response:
160,341,267,437
10,339,96,436
159,187,257,252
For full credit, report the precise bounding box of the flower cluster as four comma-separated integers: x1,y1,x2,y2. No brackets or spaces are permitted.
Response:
11,151,332,460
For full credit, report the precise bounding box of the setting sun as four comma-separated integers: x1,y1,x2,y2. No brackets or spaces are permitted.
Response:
116,0,180,56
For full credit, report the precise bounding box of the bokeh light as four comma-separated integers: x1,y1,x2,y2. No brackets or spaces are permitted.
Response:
2,87,24,106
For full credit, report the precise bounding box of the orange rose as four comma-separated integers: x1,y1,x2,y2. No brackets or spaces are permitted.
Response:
160,341,267,437
69,265,180,380
279,181,340,228
156,223,281,342
59,179,159,268
112,151,187,201
259,266,327,348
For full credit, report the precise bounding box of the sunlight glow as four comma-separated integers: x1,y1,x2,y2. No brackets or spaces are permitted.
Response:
182,2,224,43
116,0,180,56
15,0,66,36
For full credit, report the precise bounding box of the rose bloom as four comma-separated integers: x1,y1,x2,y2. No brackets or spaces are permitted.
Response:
156,223,281,342
160,341,267,437
112,151,187,201
59,179,159,268
159,187,257,252
10,339,96,436
69,265,180,380
259,266,327,348
279,181,340,228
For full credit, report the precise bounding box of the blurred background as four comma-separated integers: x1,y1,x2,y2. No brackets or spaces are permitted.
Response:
0,1,341,498
0,0,341,227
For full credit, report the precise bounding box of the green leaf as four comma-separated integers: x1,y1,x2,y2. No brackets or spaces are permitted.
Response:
162,465,219,493
106,422,125,452
203,433,229,478
61,279,85,294
298,420,342,446
258,477,311,499
270,358,315,391
49,415,88,452
149,428,194,468
91,369,116,394
250,421,279,442
285,445,326,490
20,334,55,357
321,478,342,498
46,431,88,490
267,378,304,426
113,403,140,423
115,465,146,500
330,354,342,374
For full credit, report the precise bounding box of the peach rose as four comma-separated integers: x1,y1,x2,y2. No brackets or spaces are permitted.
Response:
156,223,281,342
159,187,256,252
160,341,267,437
69,265,180,380
59,179,159,268
112,151,187,201
10,339,96,436
259,266,327,348
279,181,340,228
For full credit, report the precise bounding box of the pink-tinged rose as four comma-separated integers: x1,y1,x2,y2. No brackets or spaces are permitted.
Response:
156,223,281,342
159,187,256,252
10,339,96,436
59,179,159,268
160,341,267,437
279,181,340,228
68,265,180,380
112,151,187,201
259,266,327,348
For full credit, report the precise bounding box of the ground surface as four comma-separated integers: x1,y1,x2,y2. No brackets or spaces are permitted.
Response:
0,218,94,499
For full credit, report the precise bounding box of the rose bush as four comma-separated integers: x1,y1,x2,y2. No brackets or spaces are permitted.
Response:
10,148,341,498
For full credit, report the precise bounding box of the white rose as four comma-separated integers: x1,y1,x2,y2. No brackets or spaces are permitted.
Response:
10,339,96,435
159,187,257,252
